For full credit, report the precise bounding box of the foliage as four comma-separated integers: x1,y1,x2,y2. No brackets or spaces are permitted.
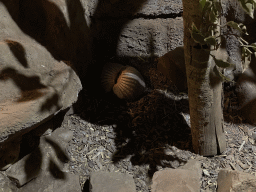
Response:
190,0,256,81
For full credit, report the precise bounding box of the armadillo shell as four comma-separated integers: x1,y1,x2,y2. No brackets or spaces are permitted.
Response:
101,63,124,92
113,66,146,100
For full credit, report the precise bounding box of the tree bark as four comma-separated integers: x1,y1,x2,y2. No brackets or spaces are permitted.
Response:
182,0,226,156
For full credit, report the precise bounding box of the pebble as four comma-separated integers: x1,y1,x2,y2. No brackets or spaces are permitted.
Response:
88,160,94,168
203,169,210,177
252,132,256,140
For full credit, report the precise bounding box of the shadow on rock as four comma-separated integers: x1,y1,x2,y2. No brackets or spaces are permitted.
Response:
24,147,42,184
18,111,68,182
49,159,66,180
44,137,69,163
5,40,28,68
0,67,47,102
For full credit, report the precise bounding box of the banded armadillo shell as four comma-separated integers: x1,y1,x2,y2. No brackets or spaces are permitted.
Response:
113,66,146,100
101,63,124,92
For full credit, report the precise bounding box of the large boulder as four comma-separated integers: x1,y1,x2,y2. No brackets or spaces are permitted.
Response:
0,40,82,143
89,171,136,192
0,3,82,170
151,168,201,192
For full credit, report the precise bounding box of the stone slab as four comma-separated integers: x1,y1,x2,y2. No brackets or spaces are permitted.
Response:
6,126,74,188
90,171,136,192
0,4,82,144
217,169,256,192
151,168,200,192
85,0,183,19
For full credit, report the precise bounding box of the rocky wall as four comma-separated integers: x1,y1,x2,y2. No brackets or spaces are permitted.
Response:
85,0,184,58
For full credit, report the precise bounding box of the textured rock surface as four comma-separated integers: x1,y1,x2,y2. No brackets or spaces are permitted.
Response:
5,125,73,187
85,0,183,19
5,150,42,187
5,124,74,190
0,138,21,171
0,172,17,192
236,56,256,124
179,159,202,179
18,170,81,192
116,18,184,57
0,3,82,144
90,171,136,192
217,169,256,192
151,168,201,192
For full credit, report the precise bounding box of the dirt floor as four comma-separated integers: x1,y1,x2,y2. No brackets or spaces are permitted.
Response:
36,57,256,191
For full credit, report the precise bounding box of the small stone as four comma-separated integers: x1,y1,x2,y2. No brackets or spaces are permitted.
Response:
217,169,256,192
179,159,202,179
202,163,209,169
203,169,211,177
53,128,74,143
252,132,256,140
151,168,200,192
226,155,234,161
19,171,80,192
90,171,136,192
249,138,255,144
88,160,94,168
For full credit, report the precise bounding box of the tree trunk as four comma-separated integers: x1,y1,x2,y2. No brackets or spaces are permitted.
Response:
182,0,226,156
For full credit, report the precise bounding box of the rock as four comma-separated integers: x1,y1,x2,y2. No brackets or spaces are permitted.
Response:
0,172,18,192
236,56,256,124
0,2,82,146
92,17,184,59
89,171,136,192
50,127,74,144
5,150,42,187
0,139,21,171
217,169,256,192
179,159,202,179
86,0,183,19
157,46,187,91
5,126,73,187
151,168,201,192
18,170,81,192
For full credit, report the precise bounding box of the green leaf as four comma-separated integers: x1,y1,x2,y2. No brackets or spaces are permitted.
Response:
213,1,222,13
241,46,252,72
204,1,212,10
191,22,199,32
226,21,248,34
239,0,255,18
240,24,249,35
209,10,218,23
199,0,207,10
204,36,217,46
213,57,234,68
241,46,252,71
251,43,256,51
202,1,212,14
242,46,252,56
192,31,206,45
213,65,232,82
